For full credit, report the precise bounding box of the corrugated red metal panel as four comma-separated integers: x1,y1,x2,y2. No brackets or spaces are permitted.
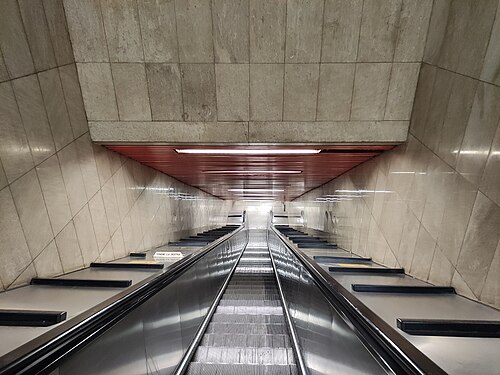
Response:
105,145,393,200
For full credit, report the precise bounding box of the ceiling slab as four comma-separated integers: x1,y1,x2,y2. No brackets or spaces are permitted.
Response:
89,121,408,144
105,145,393,201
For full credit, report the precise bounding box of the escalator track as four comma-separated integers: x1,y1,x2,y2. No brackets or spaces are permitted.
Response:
187,231,299,375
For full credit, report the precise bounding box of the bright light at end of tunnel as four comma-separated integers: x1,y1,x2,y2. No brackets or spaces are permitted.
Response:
175,149,321,155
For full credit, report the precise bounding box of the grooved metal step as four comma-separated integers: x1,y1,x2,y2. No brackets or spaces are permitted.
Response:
224,290,279,295
206,323,288,335
211,314,286,324
228,282,277,287
218,300,282,307
215,305,284,315
186,362,298,375
221,294,281,301
193,346,295,365
200,334,292,348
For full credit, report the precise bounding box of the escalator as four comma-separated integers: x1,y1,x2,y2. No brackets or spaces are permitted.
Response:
0,223,477,375
187,231,298,374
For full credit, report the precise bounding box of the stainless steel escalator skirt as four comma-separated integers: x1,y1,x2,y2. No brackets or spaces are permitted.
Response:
53,230,249,375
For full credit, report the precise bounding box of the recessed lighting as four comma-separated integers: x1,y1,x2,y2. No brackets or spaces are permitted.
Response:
232,194,281,197
175,149,321,155
335,189,393,193
203,170,301,174
241,199,276,202
323,194,367,198
228,188,285,192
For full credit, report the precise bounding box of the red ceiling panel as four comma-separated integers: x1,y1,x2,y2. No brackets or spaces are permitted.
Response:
105,145,393,200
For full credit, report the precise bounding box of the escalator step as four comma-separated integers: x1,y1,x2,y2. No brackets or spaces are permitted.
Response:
227,279,276,283
236,263,273,267
235,271,274,275
211,314,285,324
218,300,281,307
192,346,295,365
206,323,288,335
225,284,278,289
201,334,292,348
224,290,279,294
229,279,276,284
221,294,281,301
215,305,284,315
186,363,298,375
230,276,276,281
224,288,279,294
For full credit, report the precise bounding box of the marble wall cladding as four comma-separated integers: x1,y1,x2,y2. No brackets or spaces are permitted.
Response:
294,133,500,309
424,0,499,82
0,1,232,292
61,0,433,140
0,125,230,290
294,0,500,308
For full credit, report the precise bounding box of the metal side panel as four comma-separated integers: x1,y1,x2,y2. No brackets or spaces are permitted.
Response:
283,228,500,375
268,230,387,375
0,245,203,358
54,230,247,375
178,266,202,352
59,306,148,375
143,284,182,375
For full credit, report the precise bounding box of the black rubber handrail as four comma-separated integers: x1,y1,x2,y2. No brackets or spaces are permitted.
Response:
271,226,447,375
0,225,244,375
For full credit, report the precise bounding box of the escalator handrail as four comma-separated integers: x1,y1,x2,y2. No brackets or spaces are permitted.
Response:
0,225,245,375
271,226,447,375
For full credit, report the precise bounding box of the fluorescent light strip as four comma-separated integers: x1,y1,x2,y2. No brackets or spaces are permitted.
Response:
175,149,321,155
228,188,285,192
231,194,283,197
203,170,301,174
241,199,276,202
335,189,393,193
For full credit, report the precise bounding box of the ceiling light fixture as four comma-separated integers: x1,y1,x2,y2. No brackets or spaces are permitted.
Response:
241,199,276,202
203,170,302,174
175,149,321,155
228,188,285,192
232,194,282,197
335,189,393,193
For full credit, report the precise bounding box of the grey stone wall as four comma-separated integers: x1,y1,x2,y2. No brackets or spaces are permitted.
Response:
294,0,500,309
0,0,230,291
63,0,433,143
